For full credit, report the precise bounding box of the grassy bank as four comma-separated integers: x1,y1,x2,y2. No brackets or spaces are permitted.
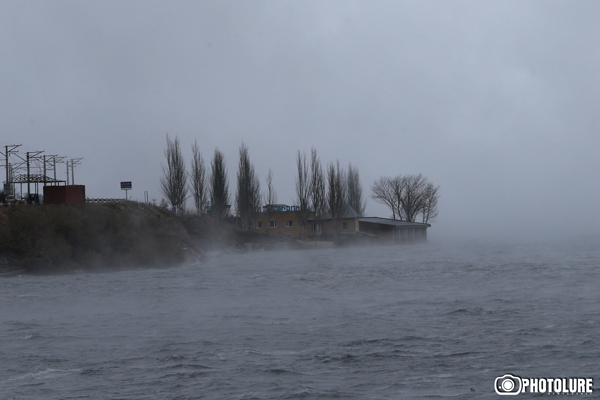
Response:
0,202,249,274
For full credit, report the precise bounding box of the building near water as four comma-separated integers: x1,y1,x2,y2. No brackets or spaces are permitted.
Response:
252,204,311,237
358,217,430,243
251,204,430,243
314,205,361,237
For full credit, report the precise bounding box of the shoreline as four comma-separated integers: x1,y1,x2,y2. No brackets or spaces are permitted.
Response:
0,202,343,275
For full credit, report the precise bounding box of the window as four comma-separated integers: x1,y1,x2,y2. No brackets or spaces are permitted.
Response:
269,220,277,228
342,222,348,230
254,221,262,229
285,220,293,227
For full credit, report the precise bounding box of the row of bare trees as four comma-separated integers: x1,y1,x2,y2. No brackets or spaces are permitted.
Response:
162,137,440,228
161,137,368,231
371,174,439,223
161,135,230,221
294,148,367,236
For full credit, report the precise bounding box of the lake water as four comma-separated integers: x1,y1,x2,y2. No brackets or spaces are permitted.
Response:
1,237,599,399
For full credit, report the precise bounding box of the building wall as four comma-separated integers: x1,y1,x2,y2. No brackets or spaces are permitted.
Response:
252,212,360,238
396,227,427,243
359,221,429,244
253,210,315,237
43,185,86,205
320,218,359,236
65,185,86,205
252,212,429,243
360,222,395,243
396,227,428,243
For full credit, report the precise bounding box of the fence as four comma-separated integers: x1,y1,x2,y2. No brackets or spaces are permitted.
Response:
85,198,127,204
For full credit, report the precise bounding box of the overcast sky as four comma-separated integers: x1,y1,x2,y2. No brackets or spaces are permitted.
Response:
2,1,599,242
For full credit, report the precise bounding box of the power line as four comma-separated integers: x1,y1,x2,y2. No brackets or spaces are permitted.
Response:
1,143,85,198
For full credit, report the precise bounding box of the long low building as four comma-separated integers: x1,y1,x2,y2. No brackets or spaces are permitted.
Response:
359,217,430,243
252,204,431,243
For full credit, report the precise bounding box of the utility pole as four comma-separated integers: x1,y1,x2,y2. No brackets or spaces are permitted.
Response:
42,155,57,185
51,156,66,185
26,151,43,203
48,156,65,185
9,164,14,195
27,152,30,199
0,144,21,194
40,154,56,190
70,158,83,185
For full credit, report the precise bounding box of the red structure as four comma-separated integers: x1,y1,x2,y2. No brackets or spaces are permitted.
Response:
43,185,86,205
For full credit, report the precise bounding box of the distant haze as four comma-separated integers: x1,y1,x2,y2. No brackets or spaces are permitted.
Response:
2,1,599,242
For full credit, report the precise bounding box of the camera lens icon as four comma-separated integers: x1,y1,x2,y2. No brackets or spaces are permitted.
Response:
495,374,522,395
502,379,515,391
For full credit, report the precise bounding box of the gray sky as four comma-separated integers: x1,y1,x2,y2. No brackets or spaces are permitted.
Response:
2,1,599,242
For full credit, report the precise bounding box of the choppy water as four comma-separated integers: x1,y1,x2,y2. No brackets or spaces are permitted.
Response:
1,238,599,399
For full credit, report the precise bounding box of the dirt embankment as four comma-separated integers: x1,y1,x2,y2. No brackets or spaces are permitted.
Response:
0,202,262,274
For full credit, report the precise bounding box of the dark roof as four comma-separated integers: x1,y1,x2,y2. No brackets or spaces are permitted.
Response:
7,174,66,184
320,204,359,220
359,217,431,228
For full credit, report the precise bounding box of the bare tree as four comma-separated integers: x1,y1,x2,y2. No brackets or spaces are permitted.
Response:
295,150,310,238
265,168,277,206
190,140,208,214
264,168,277,231
372,174,440,223
235,143,261,229
371,176,399,220
421,182,440,223
346,163,366,217
210,148,230,222
397,174,428,222
327,160,347,224
160,134,188,211
310,148,326,235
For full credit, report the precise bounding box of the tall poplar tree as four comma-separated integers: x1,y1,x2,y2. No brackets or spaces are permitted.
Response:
310,148,326,235
210,148,229,222
346,163,366,217
190,140,208,214
160,134,188,211
235,143,261,229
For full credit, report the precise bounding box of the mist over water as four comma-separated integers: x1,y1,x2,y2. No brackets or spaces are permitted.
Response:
1,237,599,399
